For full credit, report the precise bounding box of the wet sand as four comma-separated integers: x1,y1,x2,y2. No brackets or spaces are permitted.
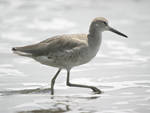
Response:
0,0,150,113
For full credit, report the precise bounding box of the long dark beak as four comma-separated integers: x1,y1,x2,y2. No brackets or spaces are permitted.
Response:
109,26,128,38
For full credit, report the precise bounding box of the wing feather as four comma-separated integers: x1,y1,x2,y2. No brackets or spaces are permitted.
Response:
13,34,88,58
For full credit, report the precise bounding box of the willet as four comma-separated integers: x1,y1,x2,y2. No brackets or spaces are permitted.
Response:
12,17,127,94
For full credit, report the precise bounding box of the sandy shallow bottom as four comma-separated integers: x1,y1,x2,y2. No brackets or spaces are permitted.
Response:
0,0,150,113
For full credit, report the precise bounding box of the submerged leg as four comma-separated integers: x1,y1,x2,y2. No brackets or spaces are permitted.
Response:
51,68,62,94
66,70,101,94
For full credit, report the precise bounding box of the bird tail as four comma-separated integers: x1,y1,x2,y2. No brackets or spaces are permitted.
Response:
12,43,40,56
12,47,33,56
12,42,46,57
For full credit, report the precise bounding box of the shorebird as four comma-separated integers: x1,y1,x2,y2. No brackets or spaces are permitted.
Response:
12,17,127,94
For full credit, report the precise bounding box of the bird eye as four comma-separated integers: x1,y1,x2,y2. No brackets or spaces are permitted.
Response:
103,21,107,25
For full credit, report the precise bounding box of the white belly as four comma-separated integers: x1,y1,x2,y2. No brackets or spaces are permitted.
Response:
34,56,82,70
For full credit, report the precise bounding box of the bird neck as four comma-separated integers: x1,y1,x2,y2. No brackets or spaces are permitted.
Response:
89,25,103,39
88,26,102,41
88,28,102,49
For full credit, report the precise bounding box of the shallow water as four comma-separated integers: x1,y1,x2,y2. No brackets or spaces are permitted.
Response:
0,0,150,113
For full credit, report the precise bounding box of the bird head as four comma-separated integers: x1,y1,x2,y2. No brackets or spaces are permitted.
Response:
89,17,128,38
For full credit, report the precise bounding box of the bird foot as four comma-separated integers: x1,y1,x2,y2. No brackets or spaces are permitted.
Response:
91,87,102,94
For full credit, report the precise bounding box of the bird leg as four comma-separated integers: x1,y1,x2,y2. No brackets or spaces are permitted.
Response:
66,70,101,94
51,68,62,94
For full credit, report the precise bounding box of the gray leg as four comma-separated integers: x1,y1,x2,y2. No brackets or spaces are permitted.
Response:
51,68,62,94
66,70,101,94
